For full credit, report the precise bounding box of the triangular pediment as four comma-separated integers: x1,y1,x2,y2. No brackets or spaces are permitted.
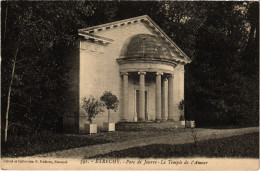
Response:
78,15,191,64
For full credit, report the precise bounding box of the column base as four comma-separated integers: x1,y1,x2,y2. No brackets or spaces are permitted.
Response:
167,119,174,122
138,118,145,122
161,119,167,122
155,119,161,122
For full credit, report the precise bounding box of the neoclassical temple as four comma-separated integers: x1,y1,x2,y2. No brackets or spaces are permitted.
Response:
63,15,191,133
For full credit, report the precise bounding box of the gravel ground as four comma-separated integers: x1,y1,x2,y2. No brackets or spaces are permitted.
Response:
34,126,259,159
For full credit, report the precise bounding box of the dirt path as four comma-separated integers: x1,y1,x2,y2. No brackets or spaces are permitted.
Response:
34,127,258,159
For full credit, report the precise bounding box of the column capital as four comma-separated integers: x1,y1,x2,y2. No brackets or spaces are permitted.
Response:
120,72,128,76
138,71,146,75
167,74,174,79
162,77,168,81
156,72,163,76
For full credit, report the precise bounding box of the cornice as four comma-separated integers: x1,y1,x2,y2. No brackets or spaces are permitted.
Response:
78,30,113,44
116,58,178,67
117,56,188,66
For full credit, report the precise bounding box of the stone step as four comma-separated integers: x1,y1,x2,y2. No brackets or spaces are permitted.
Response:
116,121,185,131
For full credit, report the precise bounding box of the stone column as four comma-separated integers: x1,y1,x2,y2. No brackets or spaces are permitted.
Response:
155,72,163,121
121,72,128,121
168,74,174,121
161,77,167,121
138,72,146,121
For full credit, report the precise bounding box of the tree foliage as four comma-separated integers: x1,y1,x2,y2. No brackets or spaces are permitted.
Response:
82,97,104,124
100,91,119,123
1,1,118,136
183,2,259,126
100,91,119,111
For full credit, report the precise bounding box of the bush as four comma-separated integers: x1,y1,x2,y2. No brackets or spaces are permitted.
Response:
82,96,104,124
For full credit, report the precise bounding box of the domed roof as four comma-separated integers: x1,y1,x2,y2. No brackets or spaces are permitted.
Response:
122,34,175,59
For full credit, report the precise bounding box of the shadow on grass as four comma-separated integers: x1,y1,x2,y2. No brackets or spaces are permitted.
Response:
92,132,259,158
2,133,111,157
196,124,259,130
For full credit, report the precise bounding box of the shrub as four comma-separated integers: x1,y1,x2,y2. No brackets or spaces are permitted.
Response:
178,100,184,110
82,96,104,124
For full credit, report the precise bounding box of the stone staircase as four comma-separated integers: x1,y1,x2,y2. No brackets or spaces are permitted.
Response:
116,121,185,132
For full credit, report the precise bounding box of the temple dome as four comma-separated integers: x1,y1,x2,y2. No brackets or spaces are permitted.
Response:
121,34,174,59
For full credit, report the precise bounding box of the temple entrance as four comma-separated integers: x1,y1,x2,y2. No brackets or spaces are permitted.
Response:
136,90,148,121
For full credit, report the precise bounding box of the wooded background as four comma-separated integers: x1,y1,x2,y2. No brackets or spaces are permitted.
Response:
2,1,259,136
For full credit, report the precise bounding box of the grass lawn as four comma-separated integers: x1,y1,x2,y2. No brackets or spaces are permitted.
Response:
1,129,187,157
1,133,111,157
86,128,188,142
93,132,259,158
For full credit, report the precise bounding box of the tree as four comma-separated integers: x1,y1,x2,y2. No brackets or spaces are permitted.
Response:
184,2,258,126
100,91,119,123
82,96,103,124
2,1,96,141
243,1,259,74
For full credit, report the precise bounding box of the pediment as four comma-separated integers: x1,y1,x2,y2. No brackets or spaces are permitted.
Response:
78,15,191,64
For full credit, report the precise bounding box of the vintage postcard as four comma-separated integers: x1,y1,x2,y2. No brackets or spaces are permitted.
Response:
1,1,259,170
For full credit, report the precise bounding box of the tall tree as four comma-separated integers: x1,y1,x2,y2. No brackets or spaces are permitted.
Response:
184,2,258,126
2,1,96,141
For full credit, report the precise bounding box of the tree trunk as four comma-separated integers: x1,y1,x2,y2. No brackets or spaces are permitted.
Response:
4,3,8,40
108,109,110,123
4,59,16,142
4,35,20,143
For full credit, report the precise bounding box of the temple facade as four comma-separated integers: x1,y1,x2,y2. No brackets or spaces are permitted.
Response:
63,15,191,133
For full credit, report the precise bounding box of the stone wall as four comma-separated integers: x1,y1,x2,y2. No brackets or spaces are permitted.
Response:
173,64,185,121
63,46,80,133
